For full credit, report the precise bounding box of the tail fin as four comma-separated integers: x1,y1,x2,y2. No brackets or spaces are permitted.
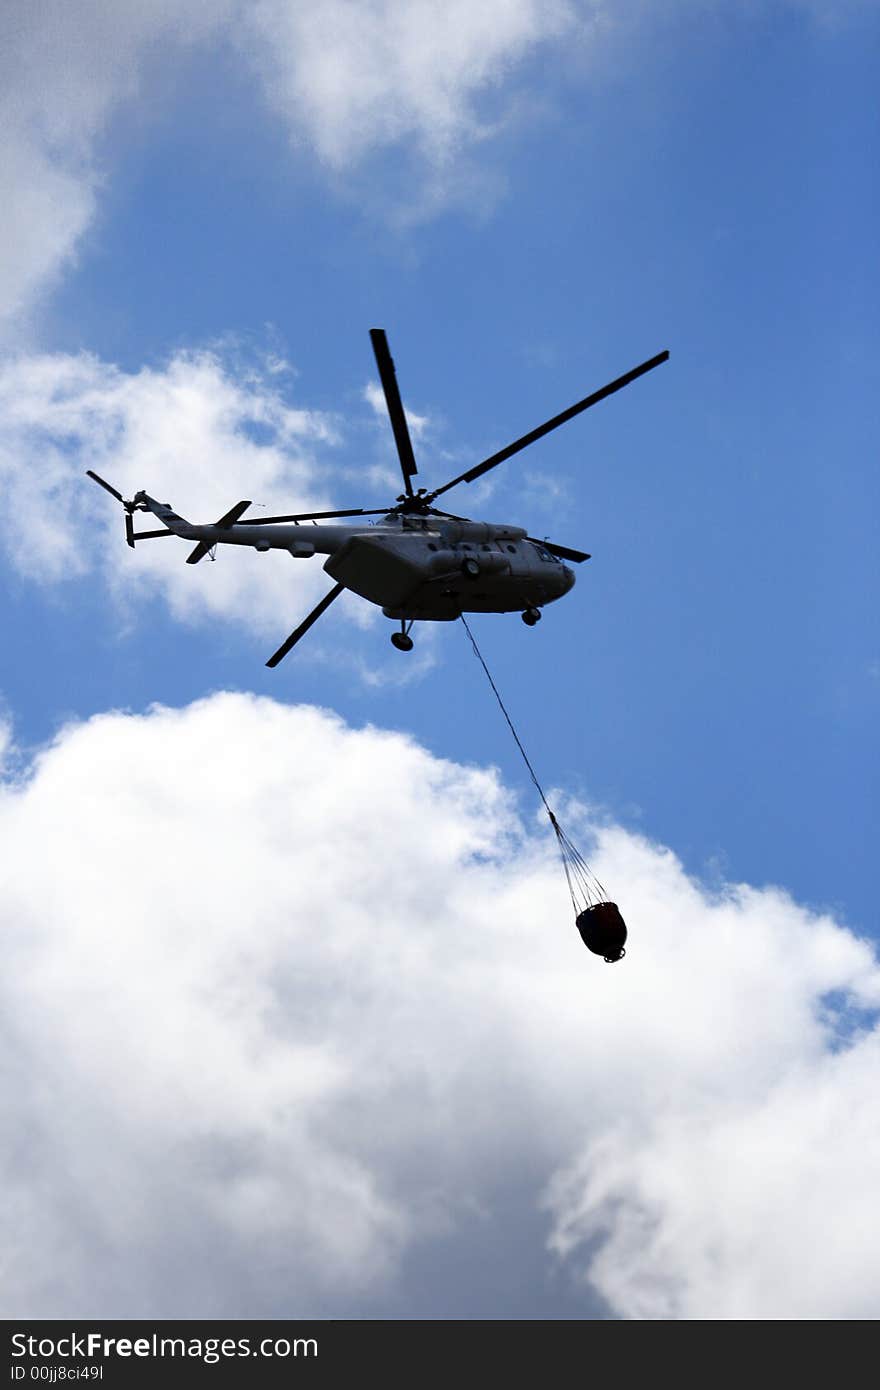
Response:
133,492,192,529
86,472,175,548
111,489,253,562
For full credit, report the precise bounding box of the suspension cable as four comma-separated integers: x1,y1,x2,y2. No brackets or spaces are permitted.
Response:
459,613,606,910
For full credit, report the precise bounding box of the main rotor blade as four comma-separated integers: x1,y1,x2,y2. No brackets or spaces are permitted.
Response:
266,582,347,668
86,470,125,504
370,328,418,497
232,508,390,525
527,536,591,563
428,350,670,500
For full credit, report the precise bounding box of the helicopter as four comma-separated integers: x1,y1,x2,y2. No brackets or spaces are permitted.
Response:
87,329,668,667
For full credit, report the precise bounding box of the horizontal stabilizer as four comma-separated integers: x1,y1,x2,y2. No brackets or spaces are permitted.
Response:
186,540,214,565
186,500,253,564
216,500,252,528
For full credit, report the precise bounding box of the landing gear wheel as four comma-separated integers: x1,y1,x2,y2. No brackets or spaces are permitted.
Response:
391,632,414,652
461,557,481,578
521,607,542,626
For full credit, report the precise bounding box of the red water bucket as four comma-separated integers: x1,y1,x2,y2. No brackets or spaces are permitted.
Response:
576,902,627,962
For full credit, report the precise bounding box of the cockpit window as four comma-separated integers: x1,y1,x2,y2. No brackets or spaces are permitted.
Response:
531,542,555,563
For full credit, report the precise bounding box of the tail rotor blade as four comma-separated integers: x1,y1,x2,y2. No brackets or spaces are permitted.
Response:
369,329,418,497
266,582,346,668
86,469,139,547
86,470,126,504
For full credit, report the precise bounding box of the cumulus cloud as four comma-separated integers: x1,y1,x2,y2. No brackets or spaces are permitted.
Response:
243,0,577,168
0,0,231,332
0,0,585,329
3,1,872,327
0,346,352,635
2,692,878,1318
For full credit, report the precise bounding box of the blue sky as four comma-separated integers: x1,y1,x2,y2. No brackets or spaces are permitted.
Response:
2,0,878,1320
12,1,877,926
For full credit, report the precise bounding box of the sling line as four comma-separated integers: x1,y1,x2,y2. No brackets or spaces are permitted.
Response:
459,613,607,914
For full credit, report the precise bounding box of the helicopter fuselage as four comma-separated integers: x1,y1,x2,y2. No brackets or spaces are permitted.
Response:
134,496,575,620
88,329,667,664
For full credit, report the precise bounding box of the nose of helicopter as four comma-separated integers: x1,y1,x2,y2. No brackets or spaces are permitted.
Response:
561,564,575,593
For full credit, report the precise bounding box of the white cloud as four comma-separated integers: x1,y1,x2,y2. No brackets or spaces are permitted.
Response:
0,0,583,329
0,0,231,333
0,132,97,334
1,692,878,1317
243,0,577,168
547,1035,880,1318
0,710,12,772
2,1,872,328
0,347,347,635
